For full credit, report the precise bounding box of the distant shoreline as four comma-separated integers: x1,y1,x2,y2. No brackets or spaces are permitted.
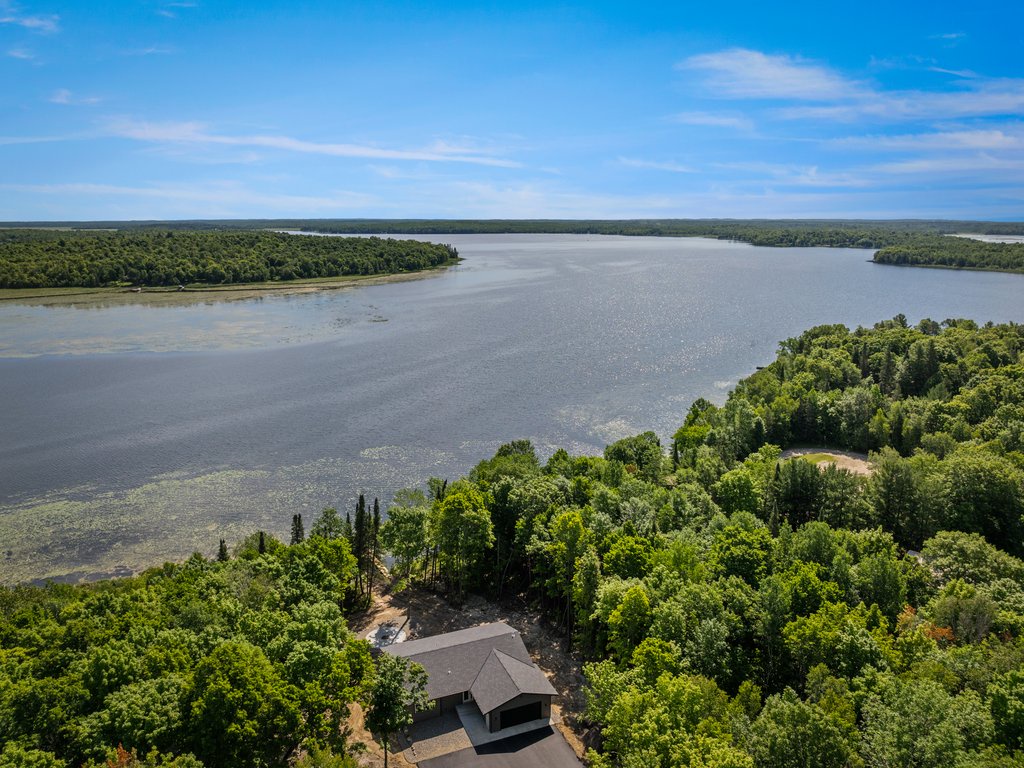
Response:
0,260,458,307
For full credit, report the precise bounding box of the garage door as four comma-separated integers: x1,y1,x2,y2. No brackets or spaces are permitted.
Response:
500,701,542,729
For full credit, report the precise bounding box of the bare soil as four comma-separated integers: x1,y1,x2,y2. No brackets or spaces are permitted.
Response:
780,446,873,476
349,584,590,761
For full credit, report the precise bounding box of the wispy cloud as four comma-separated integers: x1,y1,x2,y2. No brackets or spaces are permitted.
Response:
718,161,870,188
0,5,59,33
106,119,521,167
683,47,1024,124
618,157,696,173
873,154,1024,176
932,32,966,41
672,111,754,132
776,79,1024,122
929,66,977,78
7,47,35,60
0,133,85,146
833,128,1024,151
49,89,101,106
1,181,375,214
156,2,196,19
122,45,176,56
679,48,858,100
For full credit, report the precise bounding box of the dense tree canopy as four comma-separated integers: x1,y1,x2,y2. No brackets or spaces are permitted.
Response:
374,317,1024,767
0,521,369,767
0,229,457,288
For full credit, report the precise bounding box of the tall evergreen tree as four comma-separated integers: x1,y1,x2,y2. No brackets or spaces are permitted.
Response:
367,497,381,597
290,513,305,545
217,539,229,562
258,530,266,555
354,495,368,599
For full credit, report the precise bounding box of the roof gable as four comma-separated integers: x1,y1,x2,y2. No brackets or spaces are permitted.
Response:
382,622,534,701
470,649,558,715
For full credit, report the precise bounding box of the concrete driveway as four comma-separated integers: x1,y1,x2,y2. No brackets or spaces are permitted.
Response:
418,726,583,768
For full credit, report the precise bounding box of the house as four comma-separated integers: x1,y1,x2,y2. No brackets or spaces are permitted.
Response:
383,621,558,733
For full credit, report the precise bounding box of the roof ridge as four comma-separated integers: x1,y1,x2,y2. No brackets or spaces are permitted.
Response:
492,647,530,672
471,647,515,693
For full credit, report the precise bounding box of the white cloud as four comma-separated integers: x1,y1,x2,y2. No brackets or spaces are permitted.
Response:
106,119,521,167
833,128,1024,151
1,181,376,214
618,157,696,173
718,161,870,188
928,66,977,78
0,133,81,145
672,111,754,131
683,48,1024,125
873,154,1024,175
679,48,857,100
49,89,101,106
123,45,176,56
0,7,59,33
778,80,1024,122
7,47,35,60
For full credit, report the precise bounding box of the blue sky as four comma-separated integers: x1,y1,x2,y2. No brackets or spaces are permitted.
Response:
2,0,1023,220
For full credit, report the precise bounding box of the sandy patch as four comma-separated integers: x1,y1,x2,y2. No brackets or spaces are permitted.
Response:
780,447,873,476
0,265,454,308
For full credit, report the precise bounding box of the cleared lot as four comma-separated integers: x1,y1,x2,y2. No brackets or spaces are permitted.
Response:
419,727,583,768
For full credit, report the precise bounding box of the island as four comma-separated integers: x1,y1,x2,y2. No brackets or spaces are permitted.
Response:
0,229,460,300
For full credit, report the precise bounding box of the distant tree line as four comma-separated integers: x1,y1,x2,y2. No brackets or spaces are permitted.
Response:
5,218,1024,237
874,235,1024,273
0,229,458,289
5,222,1024,281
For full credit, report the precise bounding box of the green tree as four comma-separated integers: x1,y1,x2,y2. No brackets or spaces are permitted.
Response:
290,514,305,545
364,654,429,768
750,691,856,768
860,678,993,768
605,431,664,482
608,585,652,661
432,483,494,598
990,670,1024,752
379,497,429,580
187,642,300,768
310,507,345,540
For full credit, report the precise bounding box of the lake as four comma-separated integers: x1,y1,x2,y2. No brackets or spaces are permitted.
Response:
3,234,1024,583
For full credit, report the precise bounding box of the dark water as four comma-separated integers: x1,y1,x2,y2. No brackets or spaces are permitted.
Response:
2,234,1023,582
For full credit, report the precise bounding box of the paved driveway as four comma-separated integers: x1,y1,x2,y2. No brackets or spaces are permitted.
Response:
419,726,582,768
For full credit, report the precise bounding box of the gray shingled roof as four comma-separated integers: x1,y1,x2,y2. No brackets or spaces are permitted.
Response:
470,648,558,715
383,622,539,703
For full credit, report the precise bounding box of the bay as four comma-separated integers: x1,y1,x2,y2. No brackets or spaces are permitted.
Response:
2,234,1023,583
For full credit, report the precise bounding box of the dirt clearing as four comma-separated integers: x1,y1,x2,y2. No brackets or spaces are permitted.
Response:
780,446,873,476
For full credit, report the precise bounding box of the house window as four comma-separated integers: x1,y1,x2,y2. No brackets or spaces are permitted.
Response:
462,691,473,703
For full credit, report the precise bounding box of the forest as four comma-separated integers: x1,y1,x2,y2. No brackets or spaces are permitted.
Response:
873,236,1024,273
0,230,458,289
4,317,1024,767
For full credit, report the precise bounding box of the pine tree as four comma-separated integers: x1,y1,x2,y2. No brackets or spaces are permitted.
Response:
290,513,305,545
354,495,368,598
217,539,229,562
258,530,266,555
367,497,381,597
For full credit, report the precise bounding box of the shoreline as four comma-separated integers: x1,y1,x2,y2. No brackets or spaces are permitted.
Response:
0,259,459,308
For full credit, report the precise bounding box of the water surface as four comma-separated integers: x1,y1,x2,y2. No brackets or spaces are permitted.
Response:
3,234,1023,582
